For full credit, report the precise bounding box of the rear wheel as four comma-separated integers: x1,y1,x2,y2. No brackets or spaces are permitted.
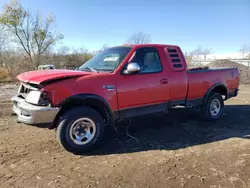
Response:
200,92,224,121
56,106,105,154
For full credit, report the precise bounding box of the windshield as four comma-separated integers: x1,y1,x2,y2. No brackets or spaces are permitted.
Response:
79,46,132,72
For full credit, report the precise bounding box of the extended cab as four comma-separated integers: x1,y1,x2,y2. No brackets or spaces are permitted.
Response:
11,44,240,154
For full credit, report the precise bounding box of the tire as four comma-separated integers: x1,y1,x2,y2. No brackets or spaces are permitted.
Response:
200,92,224,121
56,106,105,154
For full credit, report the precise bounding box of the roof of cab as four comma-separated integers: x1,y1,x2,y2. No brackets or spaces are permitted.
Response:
116,43,180,49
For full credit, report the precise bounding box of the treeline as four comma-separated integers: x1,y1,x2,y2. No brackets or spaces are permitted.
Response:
0,0,153,79
0,0,97,79
0,0,249,80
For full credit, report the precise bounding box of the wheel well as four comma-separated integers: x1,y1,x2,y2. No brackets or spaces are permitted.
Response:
203,84,228,106
52,98,111,129
211,85,228,99
203,84,228,105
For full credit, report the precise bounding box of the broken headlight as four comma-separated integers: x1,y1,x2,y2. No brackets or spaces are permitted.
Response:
25,91,51,106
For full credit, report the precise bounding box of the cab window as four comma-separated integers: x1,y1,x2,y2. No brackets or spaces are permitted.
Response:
131,47,162,73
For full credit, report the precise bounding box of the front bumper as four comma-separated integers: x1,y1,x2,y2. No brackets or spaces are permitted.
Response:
11,96,59,125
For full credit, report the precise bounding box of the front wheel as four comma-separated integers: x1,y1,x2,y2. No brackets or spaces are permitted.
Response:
200,92,224,121
56,106,105,154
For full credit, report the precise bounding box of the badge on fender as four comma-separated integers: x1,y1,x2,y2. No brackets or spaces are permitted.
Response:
103,85,115,91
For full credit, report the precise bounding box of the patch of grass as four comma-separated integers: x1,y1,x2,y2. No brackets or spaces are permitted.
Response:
0,68,8,80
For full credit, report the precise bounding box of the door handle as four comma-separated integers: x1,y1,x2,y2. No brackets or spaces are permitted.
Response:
160,78,169,84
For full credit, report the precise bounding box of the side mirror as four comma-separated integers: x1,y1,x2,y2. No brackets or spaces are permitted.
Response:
123,62,140,74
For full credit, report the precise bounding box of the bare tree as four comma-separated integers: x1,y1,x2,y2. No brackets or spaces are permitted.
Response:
184,50,193,63
0,26,8,67
0,25,22,79
239,44,249,59
51,46,94,69
0,0,64,69
202,48,212,60
127,32,151,44
189,46,212,60
100,44,109,50
1,51,17,78
94,44,109,54
190,46,203,60
0,26,6,50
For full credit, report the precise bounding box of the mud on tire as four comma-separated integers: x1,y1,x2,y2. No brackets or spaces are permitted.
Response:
56,106,105,154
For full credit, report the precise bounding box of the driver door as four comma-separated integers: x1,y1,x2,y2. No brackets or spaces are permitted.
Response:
116,47,170,118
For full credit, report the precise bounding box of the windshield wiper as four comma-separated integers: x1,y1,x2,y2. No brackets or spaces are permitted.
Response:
82,67,99,73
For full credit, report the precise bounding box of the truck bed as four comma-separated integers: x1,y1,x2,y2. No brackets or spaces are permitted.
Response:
187,67,240,100
188,66,237,72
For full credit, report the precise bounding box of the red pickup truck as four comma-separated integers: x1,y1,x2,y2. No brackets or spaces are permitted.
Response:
11,44,240,154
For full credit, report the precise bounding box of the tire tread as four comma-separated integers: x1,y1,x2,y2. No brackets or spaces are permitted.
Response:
56,106,105,154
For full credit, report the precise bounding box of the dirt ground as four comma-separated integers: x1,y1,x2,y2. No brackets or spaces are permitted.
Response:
0,84,250,188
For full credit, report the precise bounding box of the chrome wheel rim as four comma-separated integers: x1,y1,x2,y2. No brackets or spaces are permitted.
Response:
210,99,221,117
69,118,96,145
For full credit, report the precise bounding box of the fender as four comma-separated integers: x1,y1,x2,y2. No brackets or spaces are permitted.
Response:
58,93,115,124
203,82,228,104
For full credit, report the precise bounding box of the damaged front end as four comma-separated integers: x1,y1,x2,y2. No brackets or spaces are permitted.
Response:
11,82,59,126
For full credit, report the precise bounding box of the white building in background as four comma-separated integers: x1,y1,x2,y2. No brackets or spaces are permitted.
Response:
207,52,242,59
190,52,250,67
190,59,250,67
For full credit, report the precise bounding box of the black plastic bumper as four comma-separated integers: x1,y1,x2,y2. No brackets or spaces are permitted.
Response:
228,89,239,99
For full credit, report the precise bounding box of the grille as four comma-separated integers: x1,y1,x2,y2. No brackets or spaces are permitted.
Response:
18,83,40,98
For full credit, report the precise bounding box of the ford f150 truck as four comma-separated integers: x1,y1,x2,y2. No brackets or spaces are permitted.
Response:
11,44,240,154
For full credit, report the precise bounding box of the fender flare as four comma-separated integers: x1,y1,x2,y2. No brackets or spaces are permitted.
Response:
58,94,115,124
203,83,228,104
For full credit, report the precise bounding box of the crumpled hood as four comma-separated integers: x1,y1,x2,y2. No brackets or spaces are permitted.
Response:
17,69,93,84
